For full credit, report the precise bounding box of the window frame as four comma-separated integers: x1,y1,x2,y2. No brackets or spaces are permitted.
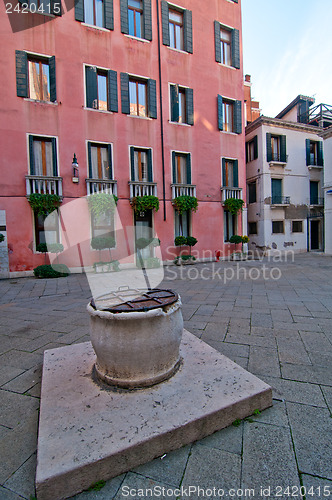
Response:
169,8,184,51
88,142,113,180
248,222,257,235
84,0,104,28
96,69,108,111
272,221,284,234
129,77,148,117
291,221,303,233
128,0,144,38
224,210,237,242
34,211,60,248
223,100,234,132
28,55,51,102
248,181,257,204
220,27,232,66
175,209,190,238
28,134,58,178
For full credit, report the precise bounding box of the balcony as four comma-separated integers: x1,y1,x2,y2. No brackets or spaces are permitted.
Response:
221,187,243,203
270,196,290,207
86,179,118,196
26,175,63,198
269,153,288,167
309,197,324,207
129,181,157,198
171,184,197,198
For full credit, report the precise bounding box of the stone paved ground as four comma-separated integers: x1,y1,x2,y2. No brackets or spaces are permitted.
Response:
0,254,331,500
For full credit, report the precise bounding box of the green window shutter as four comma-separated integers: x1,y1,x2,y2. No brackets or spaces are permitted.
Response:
104,0,114,30
234,100,242,134
120,73,130,114
214,21,221,63
271,178,282,202
161,0,170,46
130,147,135,181
280,135,287,162
107,144,113,179
318,141,324,166
29,136,35,175
49,56,57,102
107,70,118,112
172,152,176,183
170,84,179,122
231,29,240,69
16,50,28,98
120,0,129,34
183,9,193,54
75,0,84,22
233,160,239,187
217,95,223,131
186,154,191,184
85,66,98,108
148,79,157,119
143,0,152,41
147,149,153,182
222,158,226,187
233,0,238,3
51,138,58,177
305,139,311,166
87,142,92,178
266,133,272,162
185,88,194,126
50,0,62,15
245,142,248,163
253,135,258,159
310,181,318,204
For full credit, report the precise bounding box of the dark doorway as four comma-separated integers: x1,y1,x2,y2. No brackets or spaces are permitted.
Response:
134,210,153,260
310,220,320,250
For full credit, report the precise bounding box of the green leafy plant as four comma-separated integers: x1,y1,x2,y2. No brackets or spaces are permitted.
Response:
36,242,48,264
232,419,242,427
186,236,197,254
0,234,4,243
131,195,159,213
87,480,106,492
224,198,244,215
242,235,249,244
33,264,70,278
136,257,161,269
174,236,187,247
87,193,118,219
91,236,115,261
172,195,198,214
28,193,61,216
229,235,243,245
93,260,120,272
180,255,196,261
47,243,64,263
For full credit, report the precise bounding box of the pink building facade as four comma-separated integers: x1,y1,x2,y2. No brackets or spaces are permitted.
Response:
0,0,245,275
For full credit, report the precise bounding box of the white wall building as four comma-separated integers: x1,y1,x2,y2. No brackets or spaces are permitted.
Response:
245,96,328,255
320,126,332,254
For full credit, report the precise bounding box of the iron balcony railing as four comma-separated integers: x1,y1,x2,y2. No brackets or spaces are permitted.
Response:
171,184,196,198
221,187,243,202
129,181,157,198
309,197,324,206
271,196,290,205
26,175,63,198
86,179,117,196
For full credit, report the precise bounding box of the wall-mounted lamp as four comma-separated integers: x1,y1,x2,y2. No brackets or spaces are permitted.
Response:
72,154,79,183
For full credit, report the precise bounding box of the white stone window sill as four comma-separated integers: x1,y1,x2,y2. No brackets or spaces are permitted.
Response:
218,63,237,70
169,121,191,127
128,114,152,121
81,23,110,32
168,46,189,55
124,34,150,43
221,131,238,136
24,99,58,106
84,107,113,115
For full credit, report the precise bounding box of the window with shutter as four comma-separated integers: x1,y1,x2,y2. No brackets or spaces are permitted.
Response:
173,153,191,184
86,66,118,112
16,52,57,102
75,0,114,29
130,148,152,182
162,3,192,53
29,136,58,178
215,22,240,68
222,159,238,188
88,142,113,180
170,85,194,125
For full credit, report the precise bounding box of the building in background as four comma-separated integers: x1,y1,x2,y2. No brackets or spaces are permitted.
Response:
245,95,332,254
0,0,245,276
244,74,261,125
320,126,332,255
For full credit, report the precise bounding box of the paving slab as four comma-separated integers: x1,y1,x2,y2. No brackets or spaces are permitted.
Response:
3,453,36,500
241,421,301,498
263,376,327,408
301,474,332,496
181,444,242,499
113,472,174,500
36,331,272,500
286,402,332,480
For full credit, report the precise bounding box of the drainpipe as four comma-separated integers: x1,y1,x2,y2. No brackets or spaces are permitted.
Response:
156,0,167,221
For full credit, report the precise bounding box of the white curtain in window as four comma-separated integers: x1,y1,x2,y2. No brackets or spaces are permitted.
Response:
33,140,43,175
91,146,99,178
45,141,53,176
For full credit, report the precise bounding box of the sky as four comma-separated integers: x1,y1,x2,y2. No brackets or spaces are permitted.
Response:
241,0,332,118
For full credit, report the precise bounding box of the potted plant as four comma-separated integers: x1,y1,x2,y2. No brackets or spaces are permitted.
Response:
229,235,249,260
0,234,4,243
131,196,159,214
91,236,119,272
47,243,64,264
28,193,62,216
174,236,197,265
224,198,244,215
172,195,198,214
